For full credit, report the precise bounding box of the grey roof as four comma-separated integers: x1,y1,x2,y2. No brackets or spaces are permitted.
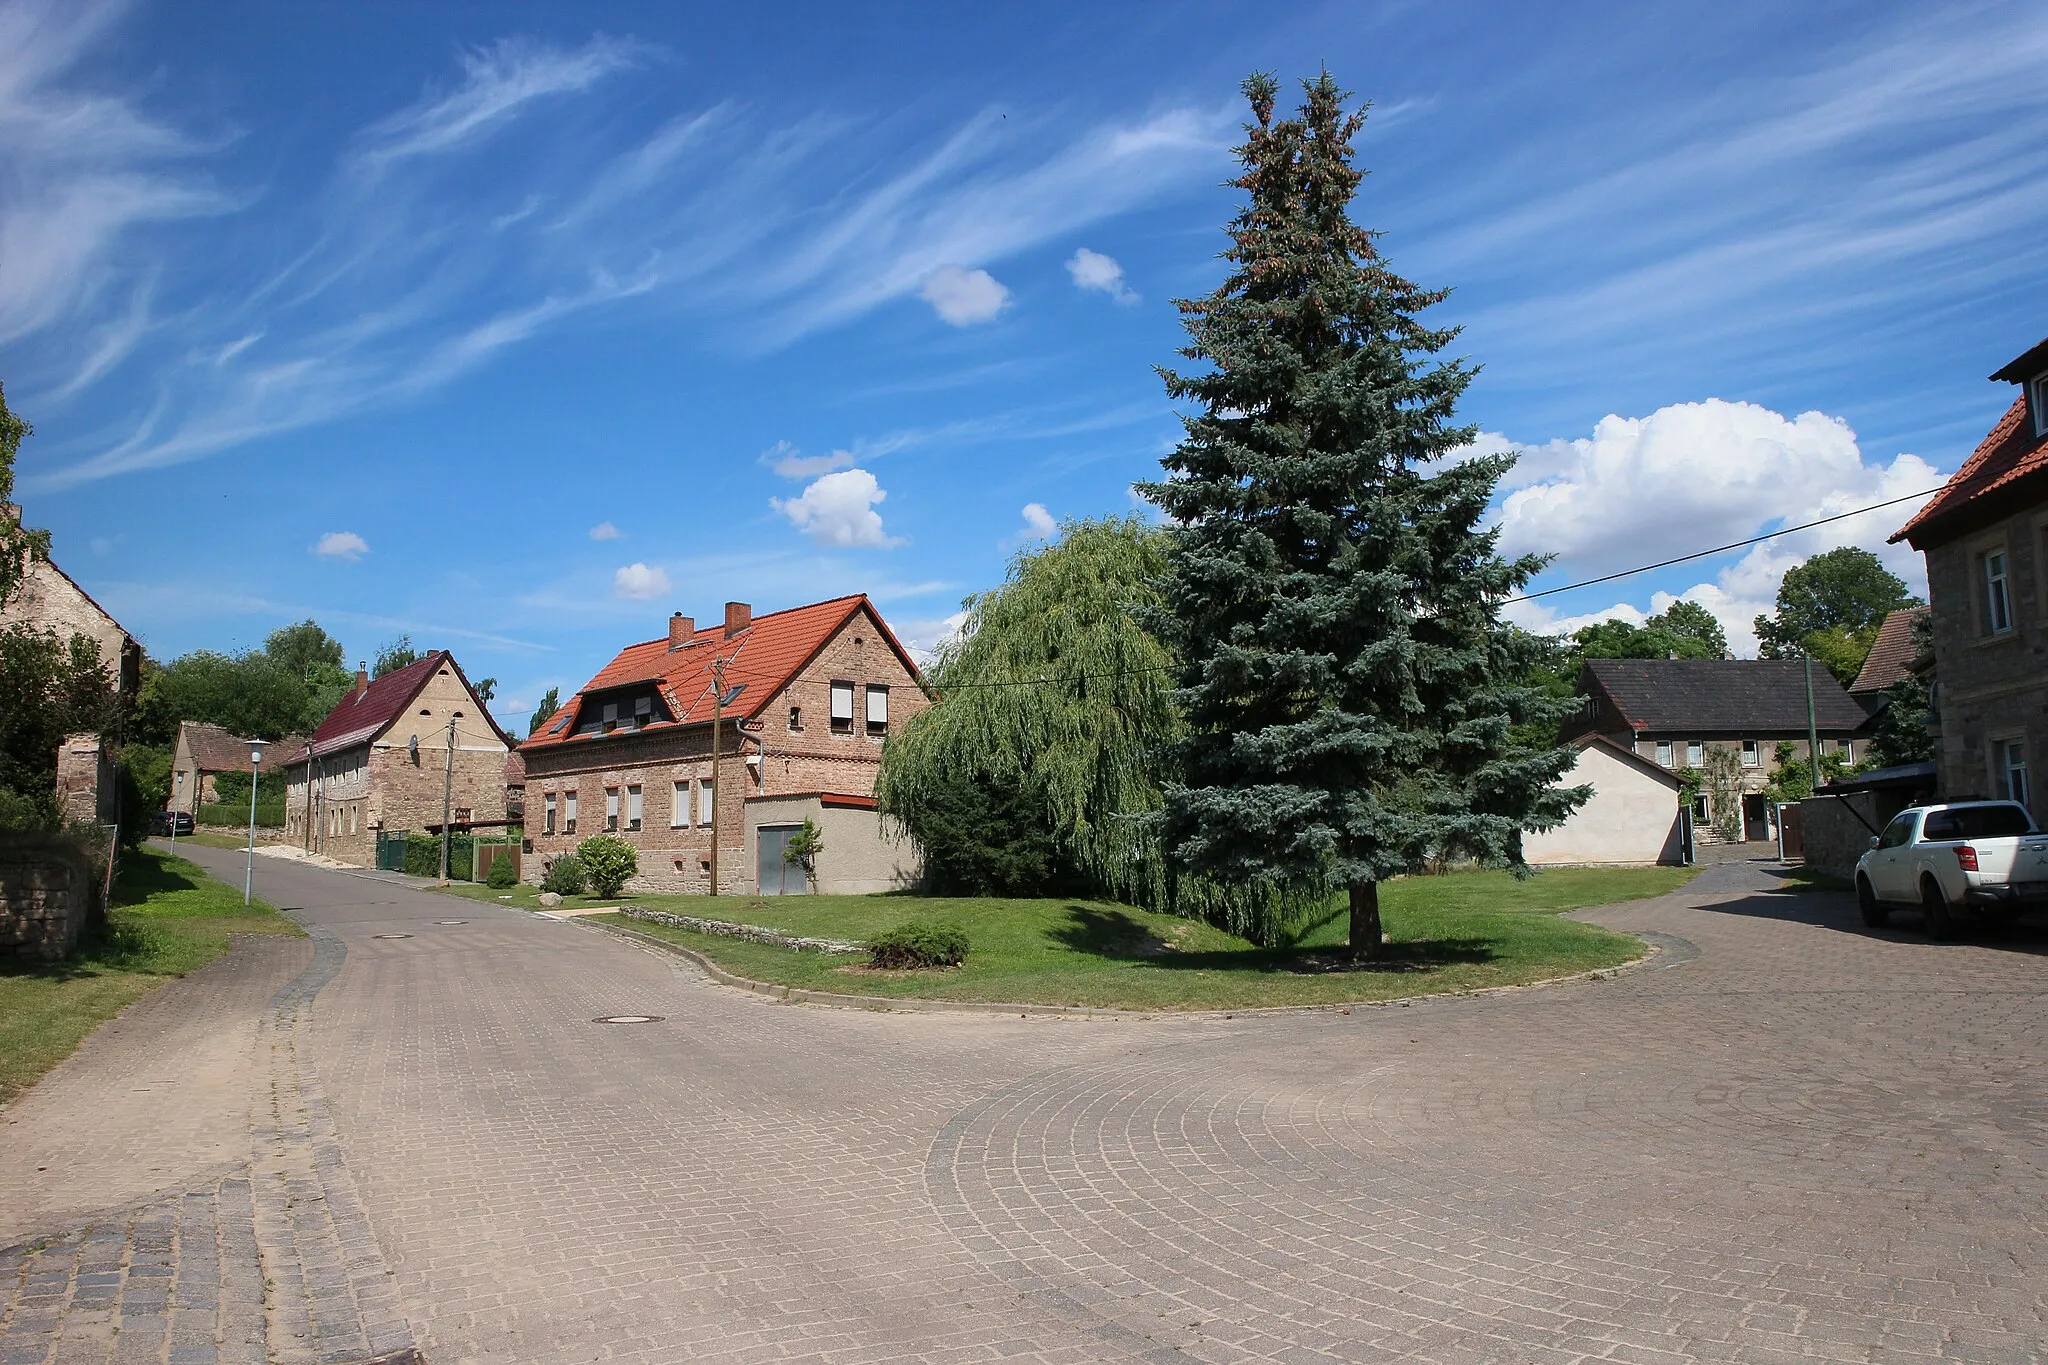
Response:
1583,658,1870,734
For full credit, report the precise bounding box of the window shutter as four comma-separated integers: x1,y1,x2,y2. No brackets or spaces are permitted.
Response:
866,686,888,724
830,683,854,720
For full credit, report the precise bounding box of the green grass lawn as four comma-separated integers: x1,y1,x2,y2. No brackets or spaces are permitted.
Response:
0,845,302,1106
549,864,1698,1012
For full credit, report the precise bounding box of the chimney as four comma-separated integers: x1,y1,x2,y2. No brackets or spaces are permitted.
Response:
668,612,695,650
724,601,751,638
354,662,369,695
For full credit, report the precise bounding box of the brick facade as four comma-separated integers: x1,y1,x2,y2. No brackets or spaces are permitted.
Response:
521,598,927,895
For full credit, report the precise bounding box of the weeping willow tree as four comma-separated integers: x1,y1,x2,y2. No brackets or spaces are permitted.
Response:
877,516,1313,942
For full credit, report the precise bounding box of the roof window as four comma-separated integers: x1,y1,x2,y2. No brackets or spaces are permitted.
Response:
2033,371,2048,438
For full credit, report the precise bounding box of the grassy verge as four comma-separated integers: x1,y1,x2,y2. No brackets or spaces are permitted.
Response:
0,845,302,1105
172,830,258,851
568,865,1697,1012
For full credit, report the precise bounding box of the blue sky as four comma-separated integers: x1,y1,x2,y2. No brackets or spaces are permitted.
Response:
5,0,2046,732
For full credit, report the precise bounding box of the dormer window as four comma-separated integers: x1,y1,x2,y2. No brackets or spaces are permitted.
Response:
2033,371,2048,438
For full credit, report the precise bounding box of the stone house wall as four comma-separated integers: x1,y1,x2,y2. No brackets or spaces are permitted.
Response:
522,611,928,895
1921,501,2048,821
283,664,510,868
0,557,138,696
0,843,97,962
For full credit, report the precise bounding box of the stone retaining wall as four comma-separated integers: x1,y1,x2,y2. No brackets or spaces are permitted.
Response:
0,842,99,961
618,905,859,953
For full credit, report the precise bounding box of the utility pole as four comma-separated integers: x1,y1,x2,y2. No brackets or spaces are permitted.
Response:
437,714,457,883
1804,651,1821,796
708,657,726,897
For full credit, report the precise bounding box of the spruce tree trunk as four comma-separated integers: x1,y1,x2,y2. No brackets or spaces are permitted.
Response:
1348,882,1384,959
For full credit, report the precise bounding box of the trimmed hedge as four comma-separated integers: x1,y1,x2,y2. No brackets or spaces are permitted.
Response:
403,832,477,880
198,801,284,828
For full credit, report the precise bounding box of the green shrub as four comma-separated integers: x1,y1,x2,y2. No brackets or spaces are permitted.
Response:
575,834,638,897
485,851,517,889
541,854,587,895
868,920,970,970
199,801,284,828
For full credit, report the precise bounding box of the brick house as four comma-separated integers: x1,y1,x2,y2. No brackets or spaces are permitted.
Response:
1890,332,2048,821
1559,658,1872,841
279,653,513,867
168,721,300,818
518,596,927,895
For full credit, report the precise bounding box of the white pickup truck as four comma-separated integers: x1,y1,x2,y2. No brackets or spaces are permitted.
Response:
1854,800,2048,938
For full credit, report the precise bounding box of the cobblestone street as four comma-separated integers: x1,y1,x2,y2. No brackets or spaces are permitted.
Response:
3,848,2043,1364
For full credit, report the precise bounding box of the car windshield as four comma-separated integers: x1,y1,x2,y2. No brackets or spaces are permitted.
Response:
1920,806,2035,840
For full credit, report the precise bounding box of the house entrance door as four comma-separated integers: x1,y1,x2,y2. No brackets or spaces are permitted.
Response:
1742,794,1770,843
757,824,805,895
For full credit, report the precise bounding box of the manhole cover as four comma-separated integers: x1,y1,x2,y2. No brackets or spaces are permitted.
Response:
373,933,413,940
593,1014,665,1025
436,919,468,925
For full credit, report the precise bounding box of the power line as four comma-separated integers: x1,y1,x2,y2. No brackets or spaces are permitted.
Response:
1503,485,1943,604
931,483,1945,690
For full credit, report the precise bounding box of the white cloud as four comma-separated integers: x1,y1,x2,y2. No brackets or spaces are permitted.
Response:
771,468,902,548
312,531,369,562
612,562,671,600
1065,247,1136,302
758,439,854,480
897,609,969,666
354,35,641,171
588,521,624,540
1493,398,1945,654
918,265,1009,326
1018,502,1057,540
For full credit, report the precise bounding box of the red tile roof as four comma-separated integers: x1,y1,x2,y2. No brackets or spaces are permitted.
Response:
521,594,920,751
1848,605,1928,696
1893,392,2048,548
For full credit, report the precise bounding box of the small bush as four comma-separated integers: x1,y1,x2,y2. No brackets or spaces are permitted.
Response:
868,920,970,970
485,852,517,889
541,853,587,896
575,834,638,897
403,833,476,880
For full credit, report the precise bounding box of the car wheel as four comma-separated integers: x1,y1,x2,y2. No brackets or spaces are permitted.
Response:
1857,876,1887,928
1922,877,1964,941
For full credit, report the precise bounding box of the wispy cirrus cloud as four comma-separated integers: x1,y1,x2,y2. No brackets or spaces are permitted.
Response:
14,17,1227,492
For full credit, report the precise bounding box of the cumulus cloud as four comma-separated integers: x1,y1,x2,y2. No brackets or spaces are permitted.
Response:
588,520,623,540
1065,247,1136,302
759,439,854,480
612,562,671,599
1018,502,1057,541
771,468,902,548
312,531,369,562
919,265,1009,326
898,609,970,666
1491,398,1944,655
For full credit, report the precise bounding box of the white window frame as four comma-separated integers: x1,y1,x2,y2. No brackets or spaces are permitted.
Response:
697,777,715,828
1655,740,1673,767
544,792,556,834
604,786,619,832
564,790,578,834
865,684,889,735
1839,739,1852,764
829,681,855,734
1686,741,1703,767
626,784,642,832
2001,739,2031,809
1741,740,1760,768
1984,549,2013,635
671,781,688,828
2033,371,2048,438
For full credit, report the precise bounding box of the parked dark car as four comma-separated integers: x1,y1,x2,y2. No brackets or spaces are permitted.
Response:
150,809,196,836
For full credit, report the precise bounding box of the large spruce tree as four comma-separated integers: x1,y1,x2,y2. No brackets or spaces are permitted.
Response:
1141,72,1584,957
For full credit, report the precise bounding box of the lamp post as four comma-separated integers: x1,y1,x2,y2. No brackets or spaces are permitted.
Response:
170,770,182,857
244,747,261,906
438,714,457,883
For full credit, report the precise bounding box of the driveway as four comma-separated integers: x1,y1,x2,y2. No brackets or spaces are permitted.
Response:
3,848,2043,1364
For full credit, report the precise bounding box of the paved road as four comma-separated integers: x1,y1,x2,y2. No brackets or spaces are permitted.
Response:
4,849,2044,1364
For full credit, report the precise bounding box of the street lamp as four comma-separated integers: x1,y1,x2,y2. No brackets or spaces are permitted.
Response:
170,770,182,856
245,746,261,906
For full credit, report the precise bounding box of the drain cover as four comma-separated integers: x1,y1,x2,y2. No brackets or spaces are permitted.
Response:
373,933,412,939
593,1014,664,1025
436,919,468,925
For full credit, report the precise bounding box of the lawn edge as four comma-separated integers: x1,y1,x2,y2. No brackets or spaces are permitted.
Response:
579,915,1667,1021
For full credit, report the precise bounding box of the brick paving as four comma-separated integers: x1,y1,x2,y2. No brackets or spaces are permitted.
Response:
5,848,2045,1363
